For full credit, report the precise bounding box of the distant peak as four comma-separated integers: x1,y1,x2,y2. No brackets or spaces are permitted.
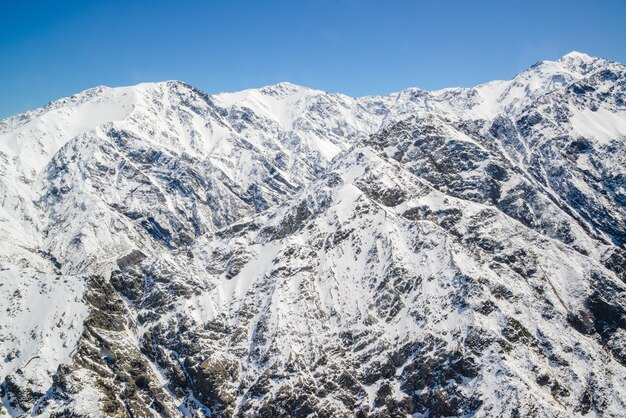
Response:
275,81,297,87
260,82,310,95
148,80,196,91
560,51,594,62
271,81,303,89
163,79,190,87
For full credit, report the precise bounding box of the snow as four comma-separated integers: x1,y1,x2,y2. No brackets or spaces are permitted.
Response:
561,50,594,62
569,106,626,144
0,86,138,176
221,241,281,307
215,82,317,130
0,266,89,393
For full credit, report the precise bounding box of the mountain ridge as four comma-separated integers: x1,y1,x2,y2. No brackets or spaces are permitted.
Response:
2,51,611,127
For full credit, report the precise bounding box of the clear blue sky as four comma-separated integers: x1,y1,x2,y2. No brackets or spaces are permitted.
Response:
1,0,625,118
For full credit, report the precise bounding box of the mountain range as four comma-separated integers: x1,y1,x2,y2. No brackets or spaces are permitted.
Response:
1,51,625,417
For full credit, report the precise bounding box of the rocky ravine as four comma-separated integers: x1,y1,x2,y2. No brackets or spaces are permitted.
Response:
1,52,625,417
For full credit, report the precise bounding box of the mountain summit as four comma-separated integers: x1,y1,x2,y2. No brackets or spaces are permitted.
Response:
1,52,625,417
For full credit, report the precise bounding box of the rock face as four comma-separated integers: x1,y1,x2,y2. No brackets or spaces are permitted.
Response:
1,52,625,417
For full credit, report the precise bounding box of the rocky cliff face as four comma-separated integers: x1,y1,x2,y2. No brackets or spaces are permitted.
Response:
1,52,625,417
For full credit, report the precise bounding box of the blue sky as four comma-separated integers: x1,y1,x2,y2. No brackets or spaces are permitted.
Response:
1,0,625,118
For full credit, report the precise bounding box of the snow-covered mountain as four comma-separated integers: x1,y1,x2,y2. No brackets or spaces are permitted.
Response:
1,51,625,417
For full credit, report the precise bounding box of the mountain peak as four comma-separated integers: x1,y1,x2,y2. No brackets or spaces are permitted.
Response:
259,81,312,95
561,50,594,61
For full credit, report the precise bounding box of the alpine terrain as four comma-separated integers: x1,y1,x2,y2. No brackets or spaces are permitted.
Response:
1,51,626,417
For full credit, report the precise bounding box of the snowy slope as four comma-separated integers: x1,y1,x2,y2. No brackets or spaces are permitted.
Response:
1,52,625,417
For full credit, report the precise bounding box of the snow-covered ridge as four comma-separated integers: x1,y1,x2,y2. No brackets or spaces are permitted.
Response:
1,52,625,417
0,51,616,174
